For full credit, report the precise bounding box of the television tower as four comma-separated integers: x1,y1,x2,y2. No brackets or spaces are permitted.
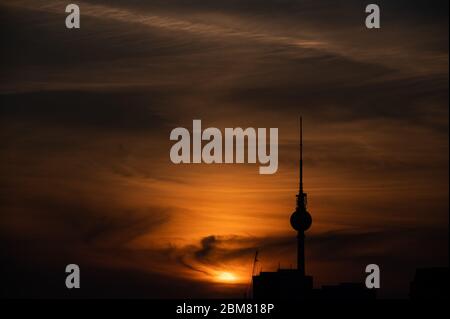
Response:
290,117,312,276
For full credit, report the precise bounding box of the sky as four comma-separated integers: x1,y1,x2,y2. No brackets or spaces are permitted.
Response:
0,0,448,298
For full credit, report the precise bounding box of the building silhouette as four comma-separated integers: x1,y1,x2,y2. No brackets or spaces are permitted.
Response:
252,117,375,300
410,267,449,300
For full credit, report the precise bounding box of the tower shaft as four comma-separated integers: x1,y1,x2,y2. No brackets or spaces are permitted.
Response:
297,116,308,274
297,231,305,276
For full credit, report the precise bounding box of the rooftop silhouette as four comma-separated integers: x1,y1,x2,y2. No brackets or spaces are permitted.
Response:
410,267,449,300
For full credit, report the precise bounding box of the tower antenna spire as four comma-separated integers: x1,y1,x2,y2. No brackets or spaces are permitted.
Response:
299,116,303,195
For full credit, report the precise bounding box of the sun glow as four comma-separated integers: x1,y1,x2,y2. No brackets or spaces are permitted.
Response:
216,271,237,283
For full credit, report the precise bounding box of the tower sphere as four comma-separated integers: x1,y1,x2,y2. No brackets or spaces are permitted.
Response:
290,210,312,231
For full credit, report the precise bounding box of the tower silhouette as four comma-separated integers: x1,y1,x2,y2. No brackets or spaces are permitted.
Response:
252,117,314,299
290,117,312,276
251,117,376,300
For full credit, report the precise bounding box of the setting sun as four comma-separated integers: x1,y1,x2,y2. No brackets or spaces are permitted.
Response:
216,272,237,283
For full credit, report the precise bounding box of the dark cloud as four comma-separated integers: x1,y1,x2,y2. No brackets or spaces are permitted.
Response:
174,227,448,297
0,191,172,246
224,72,448,131
0,90,174,132
181,227,448,266
0,3,214,69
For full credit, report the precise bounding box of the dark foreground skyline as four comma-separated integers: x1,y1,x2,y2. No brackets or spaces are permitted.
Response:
1,0,448,298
